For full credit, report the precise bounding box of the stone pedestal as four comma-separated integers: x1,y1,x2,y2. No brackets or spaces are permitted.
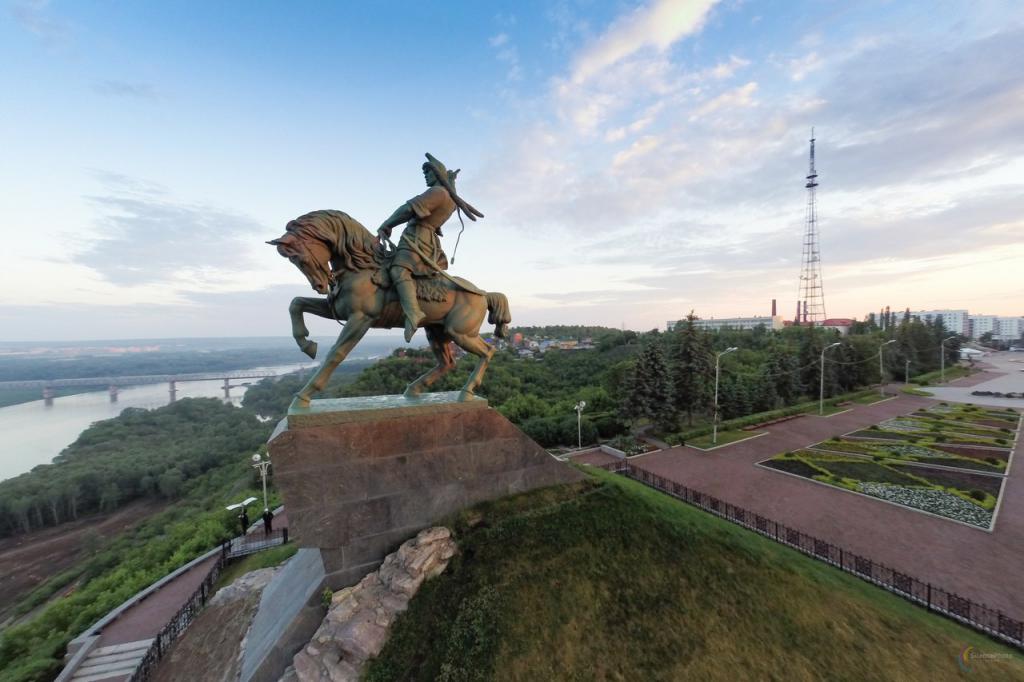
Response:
267,392,582,589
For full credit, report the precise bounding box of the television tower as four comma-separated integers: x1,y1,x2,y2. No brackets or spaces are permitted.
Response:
797,128,826,324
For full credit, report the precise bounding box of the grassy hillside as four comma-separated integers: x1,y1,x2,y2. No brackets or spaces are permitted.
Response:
368,470,1023,681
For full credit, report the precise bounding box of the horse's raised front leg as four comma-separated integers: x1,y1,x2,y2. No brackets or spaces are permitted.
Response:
293,313,372,408
289,296,333,359
404,325,456,398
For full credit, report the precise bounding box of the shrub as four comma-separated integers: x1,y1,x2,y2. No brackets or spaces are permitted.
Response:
869,425,880,431
872,455,885,462
985,457,1000,465
995,438,1008,445
321,587,334,609
969,490,986,502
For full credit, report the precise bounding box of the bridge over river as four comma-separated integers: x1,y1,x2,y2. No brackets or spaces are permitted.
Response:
0,369,298,404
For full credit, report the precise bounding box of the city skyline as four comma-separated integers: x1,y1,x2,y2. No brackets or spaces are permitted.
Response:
2,1,1023,341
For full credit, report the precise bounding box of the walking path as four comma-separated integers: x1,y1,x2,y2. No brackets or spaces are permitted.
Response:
631,381,1024,621
64,510,288,682
928,353,1024,407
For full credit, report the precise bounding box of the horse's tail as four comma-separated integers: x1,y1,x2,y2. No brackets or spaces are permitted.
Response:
486,292,511,339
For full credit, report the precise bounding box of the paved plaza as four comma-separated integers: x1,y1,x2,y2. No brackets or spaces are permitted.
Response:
927,352,1024,407
630,364,1024,620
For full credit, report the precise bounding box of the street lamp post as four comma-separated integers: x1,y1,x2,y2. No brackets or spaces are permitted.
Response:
940,335,957,383
574,401,587,449
713,347,738,445
819,342,841,415
878,340,896,397
252,453,271,512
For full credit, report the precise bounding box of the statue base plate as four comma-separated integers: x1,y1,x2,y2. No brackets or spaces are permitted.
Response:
285,391,486,429
269,392,583,589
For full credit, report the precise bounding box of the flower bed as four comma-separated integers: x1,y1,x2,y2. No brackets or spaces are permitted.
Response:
856,483,993,529
909,456,1002,473
761,457,822,478
889,464,1003,496
759,449,1001,528
847,429,921,442
878,418,929,433
930,443,1009,462
813,459,925,486
907,415,1008,437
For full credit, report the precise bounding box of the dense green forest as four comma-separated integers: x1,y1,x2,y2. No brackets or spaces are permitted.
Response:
0,400,268,539
245,316,963,447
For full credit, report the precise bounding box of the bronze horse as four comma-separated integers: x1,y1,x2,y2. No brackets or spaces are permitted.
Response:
270,210,511,406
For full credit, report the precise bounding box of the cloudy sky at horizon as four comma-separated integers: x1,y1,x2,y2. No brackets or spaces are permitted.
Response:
1,0,1022,341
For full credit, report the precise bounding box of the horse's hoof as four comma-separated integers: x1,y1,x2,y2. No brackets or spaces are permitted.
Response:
403,385,423,399
300,340,318,359
291,393,312,409
457,390,474,402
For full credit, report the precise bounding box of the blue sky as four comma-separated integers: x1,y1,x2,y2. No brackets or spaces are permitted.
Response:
1,0,1022,340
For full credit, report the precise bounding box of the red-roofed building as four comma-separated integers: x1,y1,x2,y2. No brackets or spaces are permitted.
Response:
822,318,855,335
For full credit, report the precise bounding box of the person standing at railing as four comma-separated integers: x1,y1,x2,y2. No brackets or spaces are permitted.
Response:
262,508,274,536
239,509,250,536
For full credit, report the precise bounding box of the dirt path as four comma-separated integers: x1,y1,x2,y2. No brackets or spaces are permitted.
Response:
0,500,165,626
630,392,1024,621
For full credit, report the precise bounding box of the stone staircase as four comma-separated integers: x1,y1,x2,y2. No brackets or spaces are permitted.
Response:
69,639,152,682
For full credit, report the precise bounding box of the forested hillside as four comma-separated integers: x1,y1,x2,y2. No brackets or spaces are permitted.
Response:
245,317,962,447
0,457,273,682
0,399,268,538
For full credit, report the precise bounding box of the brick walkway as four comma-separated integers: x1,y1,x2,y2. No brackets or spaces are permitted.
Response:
71,510,290,681
630,389,1024,621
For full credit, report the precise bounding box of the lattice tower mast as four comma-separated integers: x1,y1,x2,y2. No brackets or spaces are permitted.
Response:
798,128,826,324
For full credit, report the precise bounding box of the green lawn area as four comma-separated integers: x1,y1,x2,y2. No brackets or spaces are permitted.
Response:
851,392,893,405
686,428,764,449
911,365,973,385
366,470,1023,681
813,403,850,416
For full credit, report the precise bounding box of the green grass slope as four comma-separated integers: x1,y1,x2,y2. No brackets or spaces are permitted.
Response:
367,470,1022,681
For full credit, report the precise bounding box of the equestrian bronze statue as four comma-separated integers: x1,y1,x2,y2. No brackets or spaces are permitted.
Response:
269,153,511,407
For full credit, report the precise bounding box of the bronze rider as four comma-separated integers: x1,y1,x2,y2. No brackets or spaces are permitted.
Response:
377,154,483,342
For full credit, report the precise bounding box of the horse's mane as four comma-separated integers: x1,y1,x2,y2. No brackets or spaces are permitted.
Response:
284,210,385,273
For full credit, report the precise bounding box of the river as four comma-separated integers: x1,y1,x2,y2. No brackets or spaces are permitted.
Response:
0,363,311,483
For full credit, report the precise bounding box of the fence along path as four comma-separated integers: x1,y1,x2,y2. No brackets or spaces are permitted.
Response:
594,459,1023,650
61,511,288,682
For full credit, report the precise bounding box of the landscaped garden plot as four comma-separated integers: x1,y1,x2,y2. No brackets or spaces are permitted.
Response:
808,437,1007,473
847,424,1012,449
758,451,998,528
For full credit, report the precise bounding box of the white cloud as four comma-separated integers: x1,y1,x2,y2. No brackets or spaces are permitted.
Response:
709,54,751,79
789,51,823,81
613,135,661,168
490,32,522,82
689,81,758,120
571,0,720,83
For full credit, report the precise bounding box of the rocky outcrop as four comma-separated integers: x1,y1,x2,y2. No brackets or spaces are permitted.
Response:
282,527,457,682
